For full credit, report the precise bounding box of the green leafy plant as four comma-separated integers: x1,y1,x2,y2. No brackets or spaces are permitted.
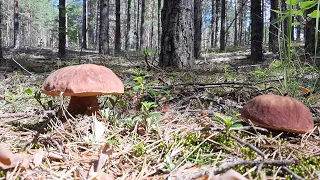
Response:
131,101,161,133
32,89,56,110
272,0,320,93
213,113,242,135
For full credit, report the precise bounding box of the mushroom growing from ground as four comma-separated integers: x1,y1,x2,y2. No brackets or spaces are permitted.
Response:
240,94,314,134
42,64,124,116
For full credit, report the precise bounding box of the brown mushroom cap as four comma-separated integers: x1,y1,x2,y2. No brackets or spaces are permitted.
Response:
42,64,124,115
240,94,314,134
42,64,124,96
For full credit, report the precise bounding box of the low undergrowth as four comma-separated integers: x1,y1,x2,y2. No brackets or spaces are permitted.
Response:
0,50,320,179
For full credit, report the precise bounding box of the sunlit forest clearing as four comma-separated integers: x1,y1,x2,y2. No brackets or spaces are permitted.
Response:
0,0,320,179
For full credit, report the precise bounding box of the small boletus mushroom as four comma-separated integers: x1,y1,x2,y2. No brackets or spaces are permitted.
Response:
240,94,314,134
42,64,124,115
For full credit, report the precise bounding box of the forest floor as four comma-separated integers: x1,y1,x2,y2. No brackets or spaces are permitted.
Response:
0,47,320,180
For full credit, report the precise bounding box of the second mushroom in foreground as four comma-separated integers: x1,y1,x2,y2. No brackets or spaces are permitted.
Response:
240,94,314,134
42,64,124,116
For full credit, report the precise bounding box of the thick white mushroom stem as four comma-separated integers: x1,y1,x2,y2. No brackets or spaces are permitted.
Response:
67,96,100,116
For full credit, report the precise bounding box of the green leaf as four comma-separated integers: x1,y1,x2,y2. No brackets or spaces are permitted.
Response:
47,100,53,108
291,9,303,16
232,123,243,128
300,1,317,10
4,93,14,100
291,22,302,26
285,0,301,6
309,10,320,18
272,10,290,15
24,88,33,96
271,15,288,24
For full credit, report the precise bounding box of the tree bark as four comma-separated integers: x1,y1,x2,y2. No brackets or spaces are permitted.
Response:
250,0,263,62
305,6,319,54
95,1,100,49
140,0,146,50
115,0,121,52
159,0,195,69
58,0,66,58
82,0,88,49
14,0,20,49
150,0,155,49
219,0,225,51
135,0,140,50
296,22,301,41
0,0,3,64
211,0,215,48
194,0,202,59
158,0,161,51
99,0,109,54
125,0,132,50
269,0,278,53
215,0,220,47
234,0,238,46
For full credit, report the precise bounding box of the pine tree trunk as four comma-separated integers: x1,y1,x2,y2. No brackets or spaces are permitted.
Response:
239,9,243,45
82,0,88,49
305,6,319,54
58,0,66,58
125,0,132,51
150,0,155,49
140,0,146,50
115,0,121,52
159,0,195,69
219,0,226,51
210,0,215,48
214,0,220,47
158,0,161,51
234,0,238,46
99,0,109,54
269,0,278,53
14,0,20,49
250,0,263,62
95,1,100,49
0,1,3,64
135,0,140,50
296,24,301,41
194,0,202,59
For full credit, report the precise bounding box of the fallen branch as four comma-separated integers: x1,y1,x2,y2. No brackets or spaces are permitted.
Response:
230,135,268,159
149,77,284,90
212,159,296,175
11,58,33,75
229,135,304,179
169,159,296,180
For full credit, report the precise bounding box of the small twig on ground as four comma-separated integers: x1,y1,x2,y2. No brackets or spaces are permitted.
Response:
229,134,305,179
0,112,34,118
229,134,268,159
282,166,305,180
169,159,296,180
11,58,33,75
195,126,269,133
149,78,283,90
212,159,296,175
44,137,86,180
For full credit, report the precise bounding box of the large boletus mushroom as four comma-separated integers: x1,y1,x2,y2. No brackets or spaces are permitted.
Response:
240,94,314,134
42,64,124,115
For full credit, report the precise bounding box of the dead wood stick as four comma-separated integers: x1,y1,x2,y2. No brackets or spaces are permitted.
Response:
230,135,268,159
229,135,304,180
0,112,34,118
149,78,283,90
171,159,295,180
212,159,296,175
45,137,86,180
